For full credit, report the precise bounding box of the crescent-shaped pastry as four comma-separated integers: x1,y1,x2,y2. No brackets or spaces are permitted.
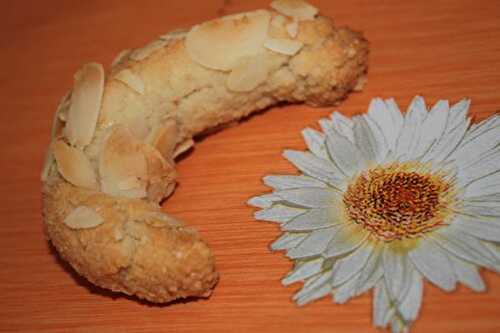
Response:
42,0,368,303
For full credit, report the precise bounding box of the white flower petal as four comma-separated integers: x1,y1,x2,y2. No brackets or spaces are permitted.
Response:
270,232,307,250
384,98,404,149
452,214,500,242
331,111,354,143
464,114,499,144
408,237,456,291
294,270,333,304
448,115,500,164
464,170,500,198
282,258,324,286
275,188,338,208
287,227,337,259
334,275,359,304
323,223,369,258
254,205,305,223
466,193,500,202
283,150,345,188
296,284,331,306
390,316,409,333
431,228,498,270
395,96,427,159
411,100,449,159
331,243,373,287
363,114,389,163
383,247,412,300
353,117,381,163
423,99,469,162
398,268,422,322
449,255,486,292
422,118,470,163
325,128,366,176
302,128,328,159
367,98,394,147
460,202,500,218
457,148,500,187
319,118,334,134
373,280,394,328
355,245,384,296
247,193,281,208
283,208,340,231
483,242,500,263
263,174,327,190
447,98,470,130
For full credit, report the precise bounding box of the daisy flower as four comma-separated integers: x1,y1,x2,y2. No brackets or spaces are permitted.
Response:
248,96,500,333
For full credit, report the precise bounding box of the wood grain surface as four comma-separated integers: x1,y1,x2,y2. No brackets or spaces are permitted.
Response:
1,0,499,332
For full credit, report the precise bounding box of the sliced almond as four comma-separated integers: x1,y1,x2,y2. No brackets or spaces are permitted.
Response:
186,10,271,71
264,37,303,55
151,118,178,159
142,144,176,202
41,150,54,182
159,28,188,41
173,138,194,158
270,0,318,21
53,140,98,189
64,63,104,148
142,212,184,228
63,206,104,229
286,20,299,38
99,126,148,198
271,14,287,28
55,91,71,126
114,69,145,94
42,92,72,182
130,40,167,61
111,49,132,67
226,55,271,92
127,116,150,141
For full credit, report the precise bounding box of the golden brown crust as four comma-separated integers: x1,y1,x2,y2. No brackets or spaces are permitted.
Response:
42,3,368,304
43,176,217,302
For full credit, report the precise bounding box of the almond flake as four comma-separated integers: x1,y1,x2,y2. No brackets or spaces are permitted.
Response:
114,69,145,94
226,55,271,92
41,92,72,181
271,14,287,28
40,149,55,182
63,206,104,229
127,116,150,140
64,63,104,148
111,49,132,67
286,20,299,38
173,138,194,158
270,0,318,21
142,212,184,228
159,28,188,41
55,91,71,125
186,10,271,71
141,144,176,202
130,40,167,61
264,37,304,55
99,126,148,198
151,119,178,159
53,140,98,189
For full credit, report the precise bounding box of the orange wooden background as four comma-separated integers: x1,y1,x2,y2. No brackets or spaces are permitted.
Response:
1,1,499,332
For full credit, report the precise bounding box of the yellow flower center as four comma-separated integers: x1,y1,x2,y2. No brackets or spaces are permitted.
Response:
342,163,455,241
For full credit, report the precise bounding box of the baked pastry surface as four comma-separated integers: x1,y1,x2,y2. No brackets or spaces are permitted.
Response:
42,0,369,303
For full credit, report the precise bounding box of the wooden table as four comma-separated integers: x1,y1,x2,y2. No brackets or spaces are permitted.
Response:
1,1,499,332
